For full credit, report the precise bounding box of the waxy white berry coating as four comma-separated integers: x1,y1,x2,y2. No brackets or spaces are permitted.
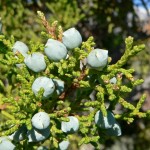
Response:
31,112,50,130
87,49,108,70
58,140,70,150
12,41,29,57
24,52,46,72
27,127,50,142
44,39,67,62
0,136,16,150
53,79,65,95
62,28,82,49
110,77,117,84
61,116,79,133
9,125,27,142
95,110,116,129
106,122,122,136
32,76,55,99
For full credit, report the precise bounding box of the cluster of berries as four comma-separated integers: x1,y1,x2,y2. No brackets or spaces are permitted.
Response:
95,110,121,136
0,110,120,149
0,112,79,150
0,27,120,150
12,27,109,99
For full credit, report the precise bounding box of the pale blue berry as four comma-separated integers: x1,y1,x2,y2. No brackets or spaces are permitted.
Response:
87,49,108,70
24,52,46,72
110,77,117,84
106,122,122,136
58,140,70,150
12,41,29,57
0,136,16,150
53,79,65,95
27,127,50,142
44,39,67,62
8,125,27,142
31,112,50,130
61,116,79,133
95,110,116,129
32,77,55,99
62,28,82,49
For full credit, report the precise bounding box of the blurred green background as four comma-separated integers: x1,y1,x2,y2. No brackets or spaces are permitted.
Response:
0,0,150,149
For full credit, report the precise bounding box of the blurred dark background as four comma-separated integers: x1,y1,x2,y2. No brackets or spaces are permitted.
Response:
0,0,150,149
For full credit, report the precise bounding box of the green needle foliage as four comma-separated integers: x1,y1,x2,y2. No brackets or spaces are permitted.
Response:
0,0,84,42
0,11,148,150
46,0,84,29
